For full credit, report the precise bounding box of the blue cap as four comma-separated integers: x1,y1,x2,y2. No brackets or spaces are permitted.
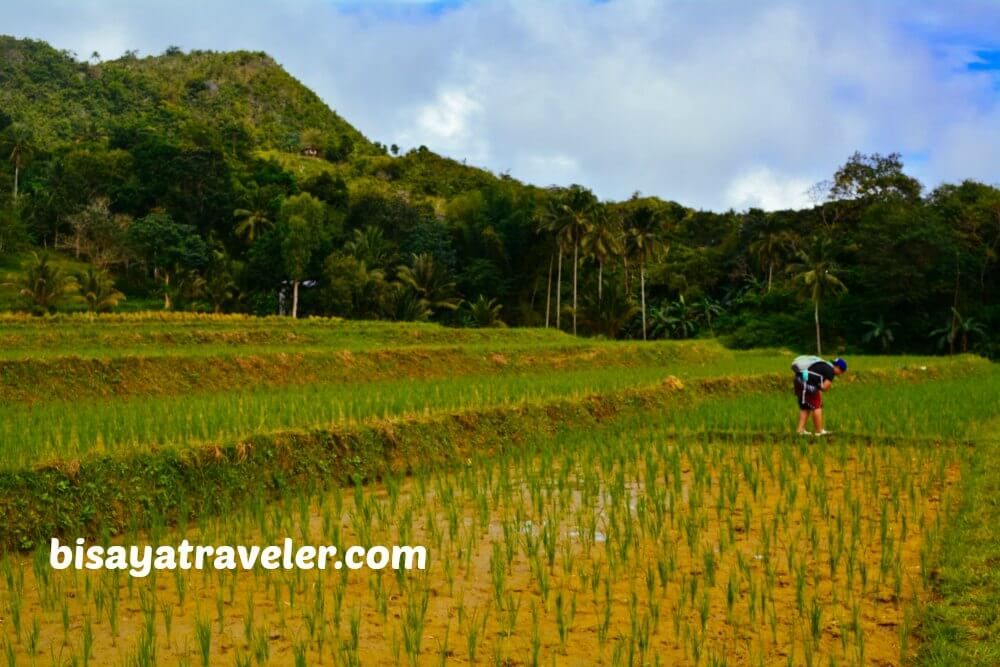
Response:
833,358,847,372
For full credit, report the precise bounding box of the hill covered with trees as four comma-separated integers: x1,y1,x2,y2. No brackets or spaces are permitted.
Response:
1,36,997,357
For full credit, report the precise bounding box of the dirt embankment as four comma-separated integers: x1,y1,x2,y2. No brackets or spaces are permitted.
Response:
0,341,731,403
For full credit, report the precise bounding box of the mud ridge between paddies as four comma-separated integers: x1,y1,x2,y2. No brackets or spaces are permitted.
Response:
0,340,734,403
0,361,985,553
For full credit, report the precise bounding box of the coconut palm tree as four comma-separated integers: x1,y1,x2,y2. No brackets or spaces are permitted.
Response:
535,196,569,330
160,265,207,311
579,280,638,339
397,253,460,315
205,253,240,314
749,224,796,292
2,123,33,202
557,185,598,335
233,185,276,242
345,225,396,270
4,253,77,313
787,236,847,356
623,200,669,340
582,205,622,307
78,267,125,313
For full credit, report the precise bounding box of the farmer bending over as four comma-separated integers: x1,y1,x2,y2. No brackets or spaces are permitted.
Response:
791,355,847,436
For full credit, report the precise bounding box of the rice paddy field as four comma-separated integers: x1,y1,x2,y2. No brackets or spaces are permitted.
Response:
0,314,996,666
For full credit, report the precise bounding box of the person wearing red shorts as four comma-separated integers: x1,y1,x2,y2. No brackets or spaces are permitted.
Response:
794,357,847,436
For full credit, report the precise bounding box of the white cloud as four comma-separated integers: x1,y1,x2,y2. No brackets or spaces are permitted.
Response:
416,89,477,140
724,167,814,211
3,0,998,210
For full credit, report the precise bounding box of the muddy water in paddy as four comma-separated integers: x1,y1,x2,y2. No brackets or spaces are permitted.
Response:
2,436,959,666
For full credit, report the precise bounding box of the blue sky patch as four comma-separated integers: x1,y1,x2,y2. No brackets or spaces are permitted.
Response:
967,49,1000,71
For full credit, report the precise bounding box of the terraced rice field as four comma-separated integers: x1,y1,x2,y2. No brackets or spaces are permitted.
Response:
0,314,995,666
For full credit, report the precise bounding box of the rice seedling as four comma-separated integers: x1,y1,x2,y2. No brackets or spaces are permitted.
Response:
0,316,993,665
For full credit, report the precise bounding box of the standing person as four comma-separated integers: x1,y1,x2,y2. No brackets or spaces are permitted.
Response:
791,356,847,435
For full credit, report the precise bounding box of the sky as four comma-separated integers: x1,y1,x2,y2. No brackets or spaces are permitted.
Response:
3,0,999,211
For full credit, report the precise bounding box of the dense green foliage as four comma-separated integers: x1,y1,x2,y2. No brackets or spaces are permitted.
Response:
1,37,998,356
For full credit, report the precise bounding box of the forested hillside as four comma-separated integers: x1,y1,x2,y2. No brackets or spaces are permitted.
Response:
1,36,997,357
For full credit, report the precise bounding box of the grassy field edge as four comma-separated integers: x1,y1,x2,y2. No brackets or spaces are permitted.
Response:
913,428,1000,666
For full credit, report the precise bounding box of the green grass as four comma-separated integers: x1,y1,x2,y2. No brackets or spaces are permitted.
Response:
0,365,688,466
0,314,580,359
661,368,1000,441
913,415,1000,666
0,338,975,467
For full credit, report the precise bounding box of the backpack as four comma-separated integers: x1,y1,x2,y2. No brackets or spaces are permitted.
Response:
791,355,824,375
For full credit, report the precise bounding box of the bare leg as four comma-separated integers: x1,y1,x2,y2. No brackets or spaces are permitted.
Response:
812,408,824,433
797,409,810,433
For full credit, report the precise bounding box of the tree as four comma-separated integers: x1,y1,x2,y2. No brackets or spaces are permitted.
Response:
623,198,670,340
535,194,568,330
4,253,77,313
384,284,431,322
397,253,460,315
650,295,700,339
205,252,240,313
2,123,33,202
0,205,29,255
787,236,847,355
303,173,348,209
322,251,387,318
345,226,397,269
579,279,638,339
694,296,723,335
279,193,327,318
830,152,922,203
282,219,316,318
163,267,207,311
748,213,796,292
127,213,209,310
233,185,276,242
78,267,125,313
558,185,598,335
403,220,456,273
466,295,505,328
62,198,131,268
861,315,898,351
930,308,987,355
582,205,622,306
930,181,1000,303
